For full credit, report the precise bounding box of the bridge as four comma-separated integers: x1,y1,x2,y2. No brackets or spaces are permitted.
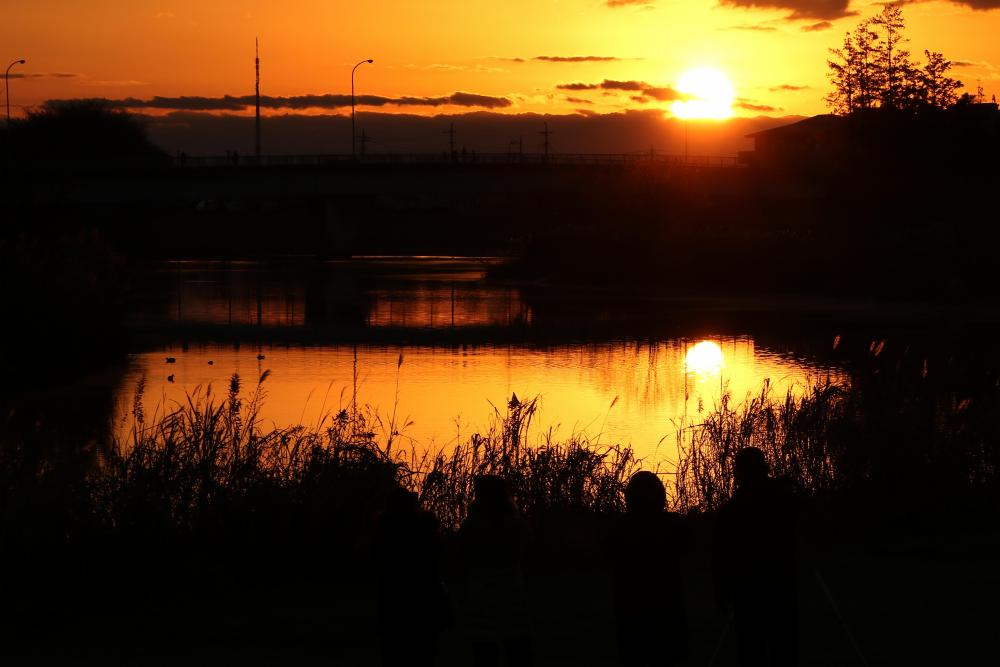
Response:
37,153,749,257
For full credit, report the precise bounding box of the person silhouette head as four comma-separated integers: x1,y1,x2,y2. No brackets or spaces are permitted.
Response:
385,486,419,516
734,447,770,492
624,471,666,515
471,474,515,518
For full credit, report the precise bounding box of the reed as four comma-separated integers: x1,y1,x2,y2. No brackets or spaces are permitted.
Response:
3,364,996,550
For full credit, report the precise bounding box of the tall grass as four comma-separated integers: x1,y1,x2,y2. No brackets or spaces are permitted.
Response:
101,376,638,533
672,380,853,513
4,365,996,550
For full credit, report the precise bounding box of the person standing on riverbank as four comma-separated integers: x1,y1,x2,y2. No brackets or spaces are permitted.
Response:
610,471,689,667
715,447,799,667
374,487,448,667
455,475,534,667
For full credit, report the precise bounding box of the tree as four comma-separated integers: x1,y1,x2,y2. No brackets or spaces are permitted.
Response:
918,51,962,110
826,7,962,115
870,5,911,110
6,99,168,164
827,20,883,114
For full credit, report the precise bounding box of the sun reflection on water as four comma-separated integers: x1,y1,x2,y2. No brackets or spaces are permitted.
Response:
685,340,725,377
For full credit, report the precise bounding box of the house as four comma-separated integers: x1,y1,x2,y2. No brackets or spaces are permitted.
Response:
743,115,846,167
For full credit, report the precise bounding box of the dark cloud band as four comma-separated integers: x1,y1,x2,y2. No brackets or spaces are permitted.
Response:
717,0,854,21
556,79,682,101
46,91,513,112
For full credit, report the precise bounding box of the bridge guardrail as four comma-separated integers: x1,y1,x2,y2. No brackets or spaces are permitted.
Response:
174,152,740,169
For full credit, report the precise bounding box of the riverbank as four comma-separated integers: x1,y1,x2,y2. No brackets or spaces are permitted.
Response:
1,367,997,663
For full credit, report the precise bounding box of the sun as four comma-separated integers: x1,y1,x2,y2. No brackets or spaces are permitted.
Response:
671,67,736,120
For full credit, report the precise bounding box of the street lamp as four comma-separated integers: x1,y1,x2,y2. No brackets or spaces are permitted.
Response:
5,59,26,126
351,58,373,157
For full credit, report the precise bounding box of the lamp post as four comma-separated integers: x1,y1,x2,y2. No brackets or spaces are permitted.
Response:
5,59,26,126
351,58,373,157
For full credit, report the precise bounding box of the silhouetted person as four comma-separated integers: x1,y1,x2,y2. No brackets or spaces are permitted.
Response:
374,487,448,667
714,448,798,667
610,471,688,667
456,475,533,667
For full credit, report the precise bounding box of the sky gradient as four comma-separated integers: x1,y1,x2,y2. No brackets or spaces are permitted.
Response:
3,0,998,120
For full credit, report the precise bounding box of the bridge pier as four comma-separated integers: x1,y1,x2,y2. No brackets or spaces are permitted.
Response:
321,199,355,258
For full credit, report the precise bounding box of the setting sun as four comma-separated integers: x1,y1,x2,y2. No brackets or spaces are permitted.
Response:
671,68,736,120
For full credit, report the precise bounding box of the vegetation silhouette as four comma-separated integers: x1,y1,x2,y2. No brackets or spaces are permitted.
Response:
0,349,997,662
2,99,168,166
827,6,962,115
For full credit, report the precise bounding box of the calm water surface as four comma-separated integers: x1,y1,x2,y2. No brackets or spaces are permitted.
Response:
118,259,844,462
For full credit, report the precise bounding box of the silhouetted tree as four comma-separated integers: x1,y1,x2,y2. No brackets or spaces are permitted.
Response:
4,99,168,165
870,5,910,110
826,22,880,113
827,6,962,115
917,51,963,110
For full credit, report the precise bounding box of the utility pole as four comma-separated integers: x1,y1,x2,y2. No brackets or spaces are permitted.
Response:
255,38,261,160
444,123,456,159
540,122,553,161
359,128,372,157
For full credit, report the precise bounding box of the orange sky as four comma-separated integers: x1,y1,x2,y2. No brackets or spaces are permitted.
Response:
3,0,999,119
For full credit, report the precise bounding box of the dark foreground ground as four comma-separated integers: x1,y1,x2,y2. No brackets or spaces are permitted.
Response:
3,503,997,666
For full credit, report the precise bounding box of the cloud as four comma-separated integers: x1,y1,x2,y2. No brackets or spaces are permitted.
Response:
947,0,1000,8
83,79,150,87
736,99,782,112
600,80,645,91
534,55,622,62
605,0,655,7
723,23,779,30
717,0,855,21
564,96,594,104
55,91,514,112
7,72,82,80
951,59,999,75
557,79,682,101
412,63,508,73
801,20,833,30
642,86,683,101
768,84,811,91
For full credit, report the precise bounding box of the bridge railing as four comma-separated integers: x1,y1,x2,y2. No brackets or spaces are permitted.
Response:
173,152,740,169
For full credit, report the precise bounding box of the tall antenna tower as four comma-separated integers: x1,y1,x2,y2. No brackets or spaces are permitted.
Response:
255,38,261,159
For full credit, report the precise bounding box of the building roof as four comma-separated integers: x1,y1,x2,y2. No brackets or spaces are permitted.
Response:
744,114,843,139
